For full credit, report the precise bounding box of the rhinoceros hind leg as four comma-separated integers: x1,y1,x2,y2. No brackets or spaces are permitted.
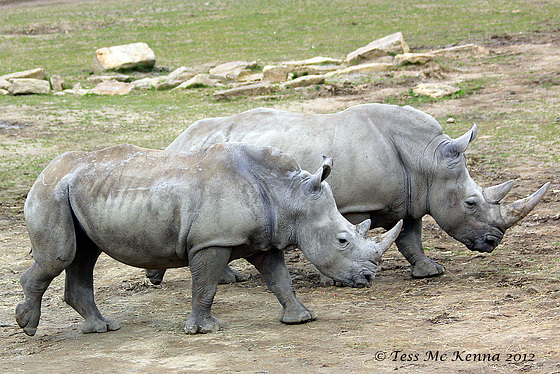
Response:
64,231,119,334
184,246,232,334
218,265,248,284
396,218,445,278
16,261,61,336
247,249,316,325
145,269,166,285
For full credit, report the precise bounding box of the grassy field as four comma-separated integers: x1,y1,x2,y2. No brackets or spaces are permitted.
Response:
1,0,559,75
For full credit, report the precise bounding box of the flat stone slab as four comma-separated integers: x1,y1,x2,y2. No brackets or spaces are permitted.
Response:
280,75,325,89
332,62,393,76
345,32,410,65
1,68,46,81
8,79,50,95
213,82,273,100
413,83,460,98
394,53,435,65
90,81,134,95
173,74,217,89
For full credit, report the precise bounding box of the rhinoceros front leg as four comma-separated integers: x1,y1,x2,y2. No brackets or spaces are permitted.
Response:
184,246,232,334
247,249,317,324
146,264,247,285
397,218,444,278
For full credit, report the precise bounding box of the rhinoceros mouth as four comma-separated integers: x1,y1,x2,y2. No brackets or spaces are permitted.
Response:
343,270,375,288
469,233,503,253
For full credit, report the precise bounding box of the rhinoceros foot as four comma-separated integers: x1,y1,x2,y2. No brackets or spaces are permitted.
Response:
81,318,120,334
184,315,220,334
15,301,40,336
218,265,249,284
411,258,444,278
146,269,165,285
280,304,317,325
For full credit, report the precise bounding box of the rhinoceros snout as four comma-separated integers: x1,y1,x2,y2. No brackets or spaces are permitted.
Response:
470,233,503,253
351,270,375,288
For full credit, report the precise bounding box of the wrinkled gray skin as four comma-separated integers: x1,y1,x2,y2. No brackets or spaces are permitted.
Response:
163,104,549,279
17,143,402,336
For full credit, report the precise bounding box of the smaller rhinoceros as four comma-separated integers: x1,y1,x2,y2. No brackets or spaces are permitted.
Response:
16,143,402,336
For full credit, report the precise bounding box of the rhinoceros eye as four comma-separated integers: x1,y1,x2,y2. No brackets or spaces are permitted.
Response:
336,234,350,249
464,198,478,210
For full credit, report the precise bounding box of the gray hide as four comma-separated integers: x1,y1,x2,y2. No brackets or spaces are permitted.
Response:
17,143,401,336
166,103,550,278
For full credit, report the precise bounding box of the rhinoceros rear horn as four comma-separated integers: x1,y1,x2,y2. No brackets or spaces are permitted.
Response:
308,156,333,192
483,180,515,204
442,123,477,159
501,182,550,228
376,220,403,257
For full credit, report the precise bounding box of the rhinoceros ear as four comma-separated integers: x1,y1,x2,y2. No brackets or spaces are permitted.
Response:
442,123,477,159
356,219,371,238
483,180,514,204
308,156,333,192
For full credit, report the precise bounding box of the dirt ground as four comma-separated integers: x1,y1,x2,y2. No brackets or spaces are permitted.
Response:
1,34,560,373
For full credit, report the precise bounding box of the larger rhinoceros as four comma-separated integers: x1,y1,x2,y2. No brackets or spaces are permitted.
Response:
165,103,550,279
17,143,402,336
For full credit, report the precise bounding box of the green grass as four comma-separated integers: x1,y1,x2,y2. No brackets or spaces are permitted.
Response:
1,0,559,77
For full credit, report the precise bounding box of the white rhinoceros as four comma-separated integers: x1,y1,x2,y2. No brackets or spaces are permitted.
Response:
163,103,549,279
16,143,402,336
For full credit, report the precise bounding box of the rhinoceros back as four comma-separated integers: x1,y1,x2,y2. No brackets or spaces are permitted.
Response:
167,104,446,219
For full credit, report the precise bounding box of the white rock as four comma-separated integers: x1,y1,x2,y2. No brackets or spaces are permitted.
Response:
345,32,410,65
209,61,255,81
262,65,290,83
430,44,482,57
0,89,9,95
173,74,217,90
8,79,50,95
413,83,460,98
166,67,195,86
334,62,393,76
90,81,134,95
1,68,46,81
394,53,435,65
50,75,65,91
92,42,156,74
87,74,133,85
64,83,90,95
280,75,325,89
238,73,263,82
0,78,11,90
213,82,273,100
131,77,166,90
280,56,342,67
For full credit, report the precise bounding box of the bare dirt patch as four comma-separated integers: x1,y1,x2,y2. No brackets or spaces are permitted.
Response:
1,39,559,373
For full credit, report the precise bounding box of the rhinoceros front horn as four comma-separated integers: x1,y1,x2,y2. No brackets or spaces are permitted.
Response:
375,220,404,257
501,182,550,228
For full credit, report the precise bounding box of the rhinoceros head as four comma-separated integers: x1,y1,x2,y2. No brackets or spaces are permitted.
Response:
293,157,403,287
429,124,550,252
